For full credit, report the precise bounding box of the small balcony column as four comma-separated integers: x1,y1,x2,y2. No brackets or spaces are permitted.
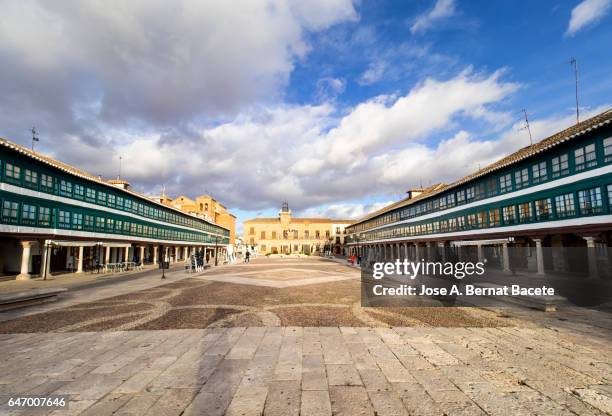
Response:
583,236,599,279
477,244,484,263
76,246,84,274
533,238,545,275
16,241,36,280
502,242,511,273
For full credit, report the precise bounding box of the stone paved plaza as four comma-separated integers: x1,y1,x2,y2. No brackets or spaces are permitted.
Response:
0,257,611,415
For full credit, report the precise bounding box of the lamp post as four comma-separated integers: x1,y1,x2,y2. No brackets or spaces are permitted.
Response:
214,236,219,266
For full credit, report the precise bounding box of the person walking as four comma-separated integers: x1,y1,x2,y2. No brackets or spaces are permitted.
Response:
245,251,251,263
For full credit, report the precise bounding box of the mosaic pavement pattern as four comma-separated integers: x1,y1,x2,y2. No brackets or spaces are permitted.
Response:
0,257,520,332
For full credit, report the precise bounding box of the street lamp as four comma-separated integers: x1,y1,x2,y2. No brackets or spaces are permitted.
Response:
214,235,219,266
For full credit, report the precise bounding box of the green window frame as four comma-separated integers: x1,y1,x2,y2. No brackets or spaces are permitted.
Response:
59,180,73,196
514,168,529,189
74,184,84,199
2,200,19,223
555,193,575,218
535,198,553,220
41,174,54,192
465,186,475,201
108,194,116,207
574,144,597,171
38,207,51,226
24,169,38,188
551,154,569,178
58,210,71,228
73,212,83,230
502,205,516,225
4,162,21,184
95,216,104,231
499,173,512,193
21,204,36,224
518,202,532,223
489,208,500,226
85,188,96,202
604,137,612,163
84,214,94,230
531,162,547,184
107,218,114,231
97,192,107,205
456,190,465,205
577,187,603,215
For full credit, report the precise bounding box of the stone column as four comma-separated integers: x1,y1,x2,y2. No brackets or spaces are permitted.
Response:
502,242,511,273
153,246,159,264
140,246,145,263
583,236,599,279
105,246,111,264
76,246,84,273
477,244,484,263
404,243,409,260
125,246,130,263
16,241,35,280
533,238,545,275
439,242,447,263
415,243,421,261
164,247,169,262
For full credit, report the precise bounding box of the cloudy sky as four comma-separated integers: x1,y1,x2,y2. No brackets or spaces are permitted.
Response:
1,0,611,233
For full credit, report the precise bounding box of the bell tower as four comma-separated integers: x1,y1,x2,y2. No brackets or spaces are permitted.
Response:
280,201,291,226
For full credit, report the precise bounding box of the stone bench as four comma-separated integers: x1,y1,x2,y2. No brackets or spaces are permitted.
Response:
0,288,68,311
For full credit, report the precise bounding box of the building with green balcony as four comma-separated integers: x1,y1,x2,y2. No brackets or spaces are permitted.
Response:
346,109,612,279
0,139,230,279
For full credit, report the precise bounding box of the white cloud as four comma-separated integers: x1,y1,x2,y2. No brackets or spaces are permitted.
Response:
410,0,456,34
299,201,395,219
0,0,357,126
358,61,386,85
566,0,612,36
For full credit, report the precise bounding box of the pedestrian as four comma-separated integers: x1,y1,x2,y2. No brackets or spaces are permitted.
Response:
245,251,251,263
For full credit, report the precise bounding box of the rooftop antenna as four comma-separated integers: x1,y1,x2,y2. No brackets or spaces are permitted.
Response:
118,156,123,180
30,126,39,151
569,57,580,124
521,109,533,145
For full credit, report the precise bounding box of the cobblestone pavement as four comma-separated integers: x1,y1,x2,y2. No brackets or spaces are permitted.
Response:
0,257,610,415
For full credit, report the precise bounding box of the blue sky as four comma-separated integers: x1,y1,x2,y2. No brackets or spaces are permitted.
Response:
0,0,611,234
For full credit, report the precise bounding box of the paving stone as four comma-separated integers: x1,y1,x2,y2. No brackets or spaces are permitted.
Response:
368,390,409,416
327,363,363,386
225,385,268,416
329,385,375,416
263,380,301,416
301,390,332,416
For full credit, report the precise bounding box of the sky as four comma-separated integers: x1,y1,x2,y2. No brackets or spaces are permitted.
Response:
1,0,611,234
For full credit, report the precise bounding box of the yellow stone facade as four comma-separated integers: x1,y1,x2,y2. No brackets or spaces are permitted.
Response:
243,206,353,255
169,194,237,243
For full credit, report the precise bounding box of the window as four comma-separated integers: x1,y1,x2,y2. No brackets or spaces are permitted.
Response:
4,163,21,182
272,231,277,239
574,144,597,171
261,245,266,252
260,231,266,239
477,211,487,227
515,168,529,189
21,204,36,223
456,190,465,205
486,178,497,197
551,154,569,178
117,196,124,208
2,200,19,223
58,210,71,228
532,162,547,184
457,216,466,229
108,194,116,206
604,137,612,163
98,192,107,204
59,180,72,196
293,230,299,239
74,184,84,198
95,217,105,230
85,188,96,201
249,227,255,235
38,207,51,226
555,193,575,218
72,213,83,230
474,183,485,200
447,193,455,207
124,199,132,211
315,230,320,238
518,203,532,223
325,230,330,238
24,169,38,187
465,186,475,201
84,215,94,230
578,187,603,215
41,174,53,191
502,205,516,225
489,208,500,226
609,184,612,207
535,198,552,220
304,230,309,238
499,174,512,193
